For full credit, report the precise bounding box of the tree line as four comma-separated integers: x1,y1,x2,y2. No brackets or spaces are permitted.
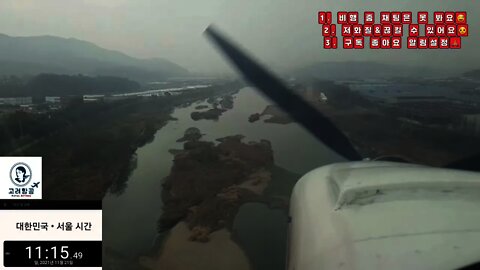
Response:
0,74,140,97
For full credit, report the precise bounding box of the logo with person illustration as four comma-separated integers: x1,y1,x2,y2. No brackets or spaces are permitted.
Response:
9,163,33,187
1,157,42,199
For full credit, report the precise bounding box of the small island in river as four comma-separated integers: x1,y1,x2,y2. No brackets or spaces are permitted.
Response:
141,127,299,270
190,108,226,121
190,95,235,121
248,105,292,124
194,105,209,110
160,132,276,238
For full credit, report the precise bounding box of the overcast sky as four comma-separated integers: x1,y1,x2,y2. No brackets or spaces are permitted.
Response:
0,0,478,74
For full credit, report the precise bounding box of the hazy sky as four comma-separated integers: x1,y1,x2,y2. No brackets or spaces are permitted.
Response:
0,0,478,74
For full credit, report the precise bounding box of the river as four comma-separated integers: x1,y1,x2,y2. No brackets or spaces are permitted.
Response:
102,87,344,267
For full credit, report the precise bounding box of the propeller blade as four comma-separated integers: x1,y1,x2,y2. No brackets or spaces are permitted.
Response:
204,25,362,161
444,153,480,172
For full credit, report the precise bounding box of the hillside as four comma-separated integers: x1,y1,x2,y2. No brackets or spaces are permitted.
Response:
0,33,188,82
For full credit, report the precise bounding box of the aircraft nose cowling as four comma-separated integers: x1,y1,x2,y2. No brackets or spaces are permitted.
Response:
287,161,480,270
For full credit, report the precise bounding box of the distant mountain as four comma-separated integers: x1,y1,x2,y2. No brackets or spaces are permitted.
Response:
293,61,457,80
0,34,188,82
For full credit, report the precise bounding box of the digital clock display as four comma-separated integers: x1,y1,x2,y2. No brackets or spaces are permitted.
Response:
3,240,102,267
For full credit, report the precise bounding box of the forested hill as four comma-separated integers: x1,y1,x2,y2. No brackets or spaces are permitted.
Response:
0,33,188,82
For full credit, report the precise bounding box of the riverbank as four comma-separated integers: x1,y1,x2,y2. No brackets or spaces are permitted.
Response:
11,82,243,200
251,90,480,166
140,222,252,270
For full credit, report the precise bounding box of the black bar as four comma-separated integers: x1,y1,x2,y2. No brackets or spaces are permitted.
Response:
0,200,102,210
4,241,102,267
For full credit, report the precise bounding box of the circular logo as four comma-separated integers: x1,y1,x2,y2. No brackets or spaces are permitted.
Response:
10,163,32,187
